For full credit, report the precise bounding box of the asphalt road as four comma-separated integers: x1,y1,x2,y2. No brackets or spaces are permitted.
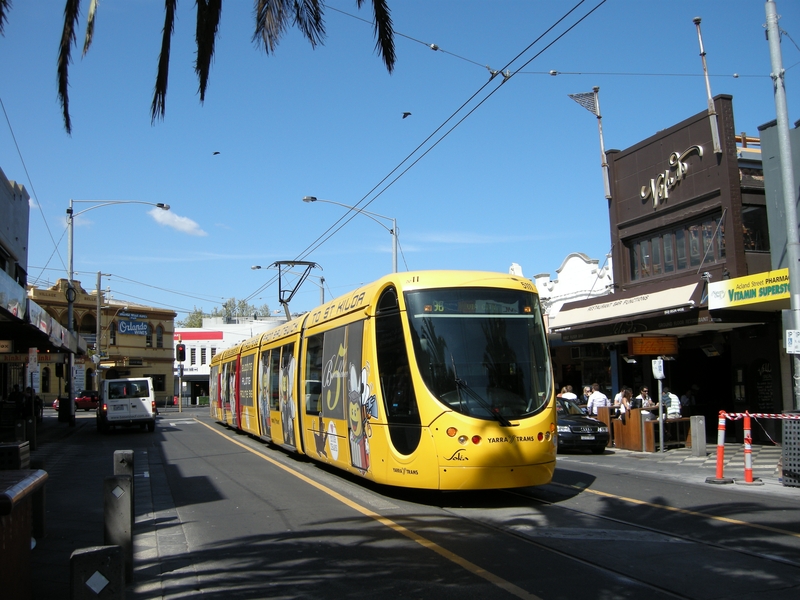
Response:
126,410,800,599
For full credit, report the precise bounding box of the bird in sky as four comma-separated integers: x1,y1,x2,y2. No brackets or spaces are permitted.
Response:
402,112,411,119
213,151,220,155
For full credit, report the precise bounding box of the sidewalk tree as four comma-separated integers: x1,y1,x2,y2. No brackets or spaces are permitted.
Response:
0,0,396,134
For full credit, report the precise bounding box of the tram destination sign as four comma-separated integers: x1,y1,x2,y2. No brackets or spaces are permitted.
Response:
628,336,678,356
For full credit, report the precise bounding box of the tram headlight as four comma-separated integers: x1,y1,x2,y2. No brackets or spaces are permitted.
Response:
446,427,458,437
471,435,481,444
458,435,468,445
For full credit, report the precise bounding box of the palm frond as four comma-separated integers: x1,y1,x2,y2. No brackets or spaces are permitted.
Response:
195,0,222,103
82,0,99,57
253,0,292,54
58,0,82,135
151,0,177,124
0,0,11,36
359,0,395,73
292,0,324,49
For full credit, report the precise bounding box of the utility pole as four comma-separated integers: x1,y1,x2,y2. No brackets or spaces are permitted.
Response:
766,0,800,410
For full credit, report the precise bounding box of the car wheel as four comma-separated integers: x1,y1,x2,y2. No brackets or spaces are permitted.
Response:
147,421,155,432
590,447,606,454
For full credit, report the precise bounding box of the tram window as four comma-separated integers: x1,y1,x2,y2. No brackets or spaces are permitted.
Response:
305,335,323,414
270,349,281,411
376,287,421,455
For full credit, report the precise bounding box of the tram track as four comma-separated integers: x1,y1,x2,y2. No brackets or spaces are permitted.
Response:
427,483,800,600
198,417,800,599
521,482,800,569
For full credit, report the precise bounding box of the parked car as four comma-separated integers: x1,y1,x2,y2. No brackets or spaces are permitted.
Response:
556,397,610,454
75,390,100,411
52,391,100,412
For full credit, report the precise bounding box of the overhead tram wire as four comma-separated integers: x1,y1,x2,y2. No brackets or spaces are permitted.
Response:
0,94,68,282
246,0,771,307
107,273,225,305
329,4,773,81
289,0,605,270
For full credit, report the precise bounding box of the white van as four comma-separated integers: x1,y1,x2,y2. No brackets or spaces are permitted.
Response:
97,377,157,432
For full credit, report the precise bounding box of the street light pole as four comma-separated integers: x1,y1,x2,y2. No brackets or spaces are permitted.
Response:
302,196,398,273
65,200,170,423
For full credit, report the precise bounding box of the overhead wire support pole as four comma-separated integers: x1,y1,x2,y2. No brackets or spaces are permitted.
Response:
693,17,722,155
766,0,800,411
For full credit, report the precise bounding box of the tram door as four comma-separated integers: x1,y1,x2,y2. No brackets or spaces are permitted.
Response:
266,344,297,449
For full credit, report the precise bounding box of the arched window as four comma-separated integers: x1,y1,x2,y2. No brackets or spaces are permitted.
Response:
156,325,164,349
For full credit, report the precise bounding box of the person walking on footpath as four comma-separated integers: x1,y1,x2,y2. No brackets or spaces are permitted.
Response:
586,383,611,416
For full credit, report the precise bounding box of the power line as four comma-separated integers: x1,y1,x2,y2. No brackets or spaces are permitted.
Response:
0,94,68,282
282,0,606,280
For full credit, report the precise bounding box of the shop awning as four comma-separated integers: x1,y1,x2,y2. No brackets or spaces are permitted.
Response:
550,282,699,330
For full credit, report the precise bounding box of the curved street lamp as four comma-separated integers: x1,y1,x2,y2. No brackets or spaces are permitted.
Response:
302,196,397,273
63,199,169,421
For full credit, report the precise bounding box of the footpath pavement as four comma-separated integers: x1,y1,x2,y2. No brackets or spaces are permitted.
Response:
13,407,797,598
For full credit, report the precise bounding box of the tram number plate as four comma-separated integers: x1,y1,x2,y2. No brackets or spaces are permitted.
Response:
580,435,595,440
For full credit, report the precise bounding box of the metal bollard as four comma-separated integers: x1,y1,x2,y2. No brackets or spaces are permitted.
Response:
689,415,706,457
104,475,133,584
113,450,134,508
70,545,124,599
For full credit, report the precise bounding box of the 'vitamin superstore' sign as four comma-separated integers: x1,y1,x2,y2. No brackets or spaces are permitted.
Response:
708,268,790,310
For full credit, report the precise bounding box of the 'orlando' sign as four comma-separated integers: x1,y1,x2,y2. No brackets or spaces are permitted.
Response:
118,320,148,336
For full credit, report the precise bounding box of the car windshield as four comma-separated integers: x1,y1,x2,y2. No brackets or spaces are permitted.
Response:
405,287,552,421
557,398,587,416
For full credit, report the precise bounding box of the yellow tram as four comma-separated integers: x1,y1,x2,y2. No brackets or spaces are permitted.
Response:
210,270,557,490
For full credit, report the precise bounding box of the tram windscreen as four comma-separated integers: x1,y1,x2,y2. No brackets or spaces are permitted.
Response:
405,288,552,421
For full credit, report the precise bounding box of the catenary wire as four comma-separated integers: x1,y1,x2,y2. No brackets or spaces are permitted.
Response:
0,94,68,282
328,3,778,79
284,0,607,278
279,1,602,282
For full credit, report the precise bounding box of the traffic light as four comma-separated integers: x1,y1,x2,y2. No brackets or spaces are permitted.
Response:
176,343,186,362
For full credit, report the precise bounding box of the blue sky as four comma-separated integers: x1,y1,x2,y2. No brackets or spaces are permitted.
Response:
2,0,799,319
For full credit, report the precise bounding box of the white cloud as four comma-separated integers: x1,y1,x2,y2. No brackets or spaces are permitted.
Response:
150,208,207,237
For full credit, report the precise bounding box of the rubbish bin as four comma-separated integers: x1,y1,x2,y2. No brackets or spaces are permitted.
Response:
782,418,800,487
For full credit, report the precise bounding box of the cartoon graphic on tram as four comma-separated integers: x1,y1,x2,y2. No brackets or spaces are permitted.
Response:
348,362,378,473
258,354,270,436
313,414,329,458
280,355,296,446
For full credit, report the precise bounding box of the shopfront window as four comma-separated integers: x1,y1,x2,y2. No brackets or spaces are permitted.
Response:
628,213,725,282
742,206,769,252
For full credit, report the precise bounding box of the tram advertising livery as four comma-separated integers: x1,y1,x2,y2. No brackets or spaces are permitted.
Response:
210,270,557,490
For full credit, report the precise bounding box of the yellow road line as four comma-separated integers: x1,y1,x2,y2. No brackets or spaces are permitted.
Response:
196,419,542,600
559,483,800,539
